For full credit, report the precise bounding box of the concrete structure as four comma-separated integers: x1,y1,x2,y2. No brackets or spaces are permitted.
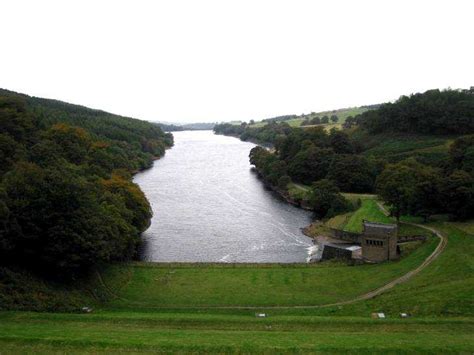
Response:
320,243,353,261
361,220,399,262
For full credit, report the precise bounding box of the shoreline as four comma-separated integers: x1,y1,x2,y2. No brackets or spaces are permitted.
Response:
251,168,314,211
216,130,321,246
213,131,274,148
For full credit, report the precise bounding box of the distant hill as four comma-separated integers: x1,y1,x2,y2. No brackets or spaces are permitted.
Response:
156,122,216,131
240,106,377,130
156,123,184,132
181,122,216,130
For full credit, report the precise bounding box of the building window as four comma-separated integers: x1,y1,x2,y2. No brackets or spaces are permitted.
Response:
365,239,384,247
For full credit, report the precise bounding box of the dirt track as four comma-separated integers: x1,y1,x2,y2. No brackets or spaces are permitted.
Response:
97,203,447,310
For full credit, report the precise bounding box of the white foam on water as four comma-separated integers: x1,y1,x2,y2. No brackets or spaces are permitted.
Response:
219,254,231,262
306,244,319,263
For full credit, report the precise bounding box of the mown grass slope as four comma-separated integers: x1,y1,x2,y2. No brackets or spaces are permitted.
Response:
1,201,473,353
0,312,473,353
0,221,472,353
332,222,474,317
99,237,434,310
343,199,393,233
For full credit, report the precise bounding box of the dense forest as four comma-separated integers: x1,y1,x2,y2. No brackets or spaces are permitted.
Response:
355,89,474,134
215,88,474,220
0,89,173,277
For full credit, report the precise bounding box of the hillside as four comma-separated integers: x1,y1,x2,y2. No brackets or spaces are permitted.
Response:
356,89,474,135
0,89,173,276
157,122,216,131
0,89,173,170
249,106,375,128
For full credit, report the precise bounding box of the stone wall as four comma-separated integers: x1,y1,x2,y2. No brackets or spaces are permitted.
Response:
330,229,362,244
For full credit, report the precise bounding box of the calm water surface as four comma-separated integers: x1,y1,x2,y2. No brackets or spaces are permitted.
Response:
134,130,314,263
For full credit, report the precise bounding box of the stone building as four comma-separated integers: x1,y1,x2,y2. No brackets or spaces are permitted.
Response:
361,220,399,262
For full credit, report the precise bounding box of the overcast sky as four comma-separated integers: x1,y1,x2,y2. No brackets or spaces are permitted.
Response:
1,0,473,123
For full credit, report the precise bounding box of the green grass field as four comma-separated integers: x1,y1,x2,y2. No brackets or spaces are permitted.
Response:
100,236,435,309
343,199,393,233
319,193,385,231
1,312,473,353
248,107,369,128
451,220,474,234
1,199,473,352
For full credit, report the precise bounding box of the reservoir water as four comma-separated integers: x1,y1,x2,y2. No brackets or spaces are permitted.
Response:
134,130,314,263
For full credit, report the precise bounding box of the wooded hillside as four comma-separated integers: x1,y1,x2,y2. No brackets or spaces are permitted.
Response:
0,89,173,276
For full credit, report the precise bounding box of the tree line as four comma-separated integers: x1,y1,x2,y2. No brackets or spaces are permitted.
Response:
301,115,338,126
0,90,173,277
352,88,474,134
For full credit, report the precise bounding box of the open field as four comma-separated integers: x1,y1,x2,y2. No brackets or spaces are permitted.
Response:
282,107,370,127
1,201,473,352
100,234,435,310
248,107,370,128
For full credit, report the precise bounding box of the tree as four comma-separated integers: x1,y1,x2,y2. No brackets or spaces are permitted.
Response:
329,130,354,154
327,155,375,192
308,179,351,218
0,133,23,175
376,163,418,220
439,170,474,220
321,116,329,124
45,124,91,165
249,146,268,167
343,115,355,129
449,135,474,173
409,165,442,221
249,146,287,185
101,173,152,232
376,159,442,220
330,115,339,123
287,145,334,184
277,175,292,190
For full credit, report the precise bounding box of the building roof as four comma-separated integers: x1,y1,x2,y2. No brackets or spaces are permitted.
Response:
362,220,398,236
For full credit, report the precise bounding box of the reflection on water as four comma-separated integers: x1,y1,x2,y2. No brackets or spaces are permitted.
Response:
134,130,314,262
